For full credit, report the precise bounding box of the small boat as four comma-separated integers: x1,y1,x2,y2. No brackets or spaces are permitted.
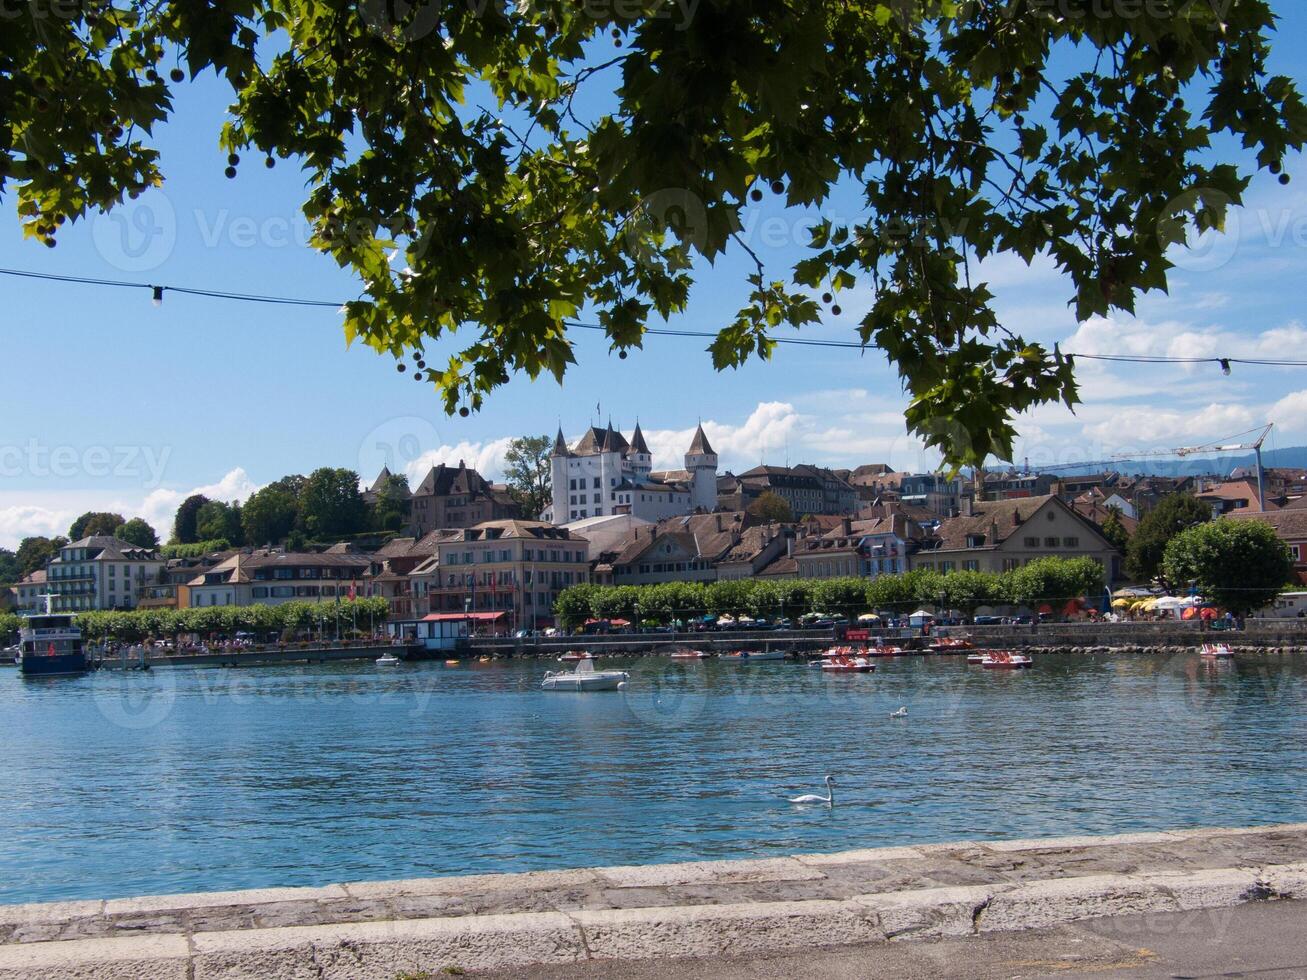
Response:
890,706,908,718
670,647,712,660
541,658,629,692
931,637,974,653
558,650,594,662
722,650,786,662
1200,643,1235,659
981,651,1033,670
477,655,493,663
821,654,875,673
375,653,403,666
866,644,906,658
444,659,460,666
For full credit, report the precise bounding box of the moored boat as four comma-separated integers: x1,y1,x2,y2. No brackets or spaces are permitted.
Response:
931,637,974,653
981,651,1033,670
558,650,594,662
541,658,629,692
1200,642,1235,659
375,652,403,666
669,647,712,660
17,600,87,677
721,650,786,662
821,654,875,673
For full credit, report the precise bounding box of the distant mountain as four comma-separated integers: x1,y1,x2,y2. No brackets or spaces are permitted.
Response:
1109,445,1307,478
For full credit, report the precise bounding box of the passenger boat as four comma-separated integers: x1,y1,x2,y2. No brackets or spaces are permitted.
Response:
721,650,786,662
375,652,403,666
669,647,712,660
1200,643,1235,659
541,658,629,692
558,650,594,662
17,599,87,677
821,654,875,673
981,651,1033,670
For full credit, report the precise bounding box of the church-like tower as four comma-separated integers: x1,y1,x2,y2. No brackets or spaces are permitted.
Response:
685,423,718,512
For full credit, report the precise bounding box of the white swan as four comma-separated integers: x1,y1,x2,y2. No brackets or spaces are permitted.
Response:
789,775,835,805
890,706,908,718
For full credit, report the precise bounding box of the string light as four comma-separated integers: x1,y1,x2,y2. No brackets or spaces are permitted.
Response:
3,266,1307,370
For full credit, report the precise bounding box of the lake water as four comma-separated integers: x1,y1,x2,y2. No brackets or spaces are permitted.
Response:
2,651,1305,904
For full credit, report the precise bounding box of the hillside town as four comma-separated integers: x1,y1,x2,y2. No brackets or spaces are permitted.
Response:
6,422,1307,631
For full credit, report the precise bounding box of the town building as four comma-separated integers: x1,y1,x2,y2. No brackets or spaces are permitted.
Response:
365,531,460,621
544,422,717,523
590,512,784,586
365,461,521,535
898,473,967,516
11,570,47,615
719,464,856,518
44,536,166,613
1194,477,1274,516
910,494,1122,581
415,520,590,631
187,548,373,607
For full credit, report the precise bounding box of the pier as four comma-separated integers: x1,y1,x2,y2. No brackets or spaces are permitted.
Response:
90,641,415,670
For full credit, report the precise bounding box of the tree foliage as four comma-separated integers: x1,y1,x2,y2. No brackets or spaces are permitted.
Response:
243,477,303,545
1162,519,1294,617
748,491,794,523
68,511,124,540
195,500,243,544
74,597,390,643
117,517,160,548
297,467,366,540
172,494,210,544
367,472,412,533
503,435,552,520
8,3,1303,465
1100,507,1131,554
1126,493,1213,584
0,548,21,587
554,557,1105,625
16,535,65,575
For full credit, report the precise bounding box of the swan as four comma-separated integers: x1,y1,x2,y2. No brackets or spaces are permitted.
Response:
789,775,835,805
890,706,908,718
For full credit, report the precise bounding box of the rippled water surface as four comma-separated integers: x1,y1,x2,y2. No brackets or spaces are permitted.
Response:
2,651,1305,903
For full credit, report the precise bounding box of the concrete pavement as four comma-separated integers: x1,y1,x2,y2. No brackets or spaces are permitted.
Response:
4,823,1307,978
470,899,1307,979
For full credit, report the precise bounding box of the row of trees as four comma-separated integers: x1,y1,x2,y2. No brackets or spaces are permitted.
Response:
69,597,391,643
553,558,1106,630
172,468,375,549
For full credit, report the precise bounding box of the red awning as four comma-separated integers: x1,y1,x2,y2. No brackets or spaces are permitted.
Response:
422,612,506,622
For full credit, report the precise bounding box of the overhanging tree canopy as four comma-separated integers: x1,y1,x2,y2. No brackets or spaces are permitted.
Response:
5,1,1304,464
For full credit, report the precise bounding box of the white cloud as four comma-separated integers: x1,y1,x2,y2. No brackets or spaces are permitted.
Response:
134,467,261,541
404,438,515,485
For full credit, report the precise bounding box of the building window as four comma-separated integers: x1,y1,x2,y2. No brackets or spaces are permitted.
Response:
1044,537,1060,547
1023,536,1039,547
964,560,979,571
1064,536,1079,548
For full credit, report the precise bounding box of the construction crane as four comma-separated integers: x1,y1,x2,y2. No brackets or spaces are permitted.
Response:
1172,424,1275,512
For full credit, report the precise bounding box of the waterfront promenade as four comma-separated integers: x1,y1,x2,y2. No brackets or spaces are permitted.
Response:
2,823,1306,979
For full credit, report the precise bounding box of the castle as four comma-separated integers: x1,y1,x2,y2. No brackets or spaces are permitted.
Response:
543,421,718,524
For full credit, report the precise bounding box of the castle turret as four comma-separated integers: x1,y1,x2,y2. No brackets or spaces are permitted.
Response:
685,423,718,512
629,421,653,479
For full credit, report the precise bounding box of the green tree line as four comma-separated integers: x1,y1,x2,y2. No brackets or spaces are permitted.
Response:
553,559,1106,630
71,597,390,643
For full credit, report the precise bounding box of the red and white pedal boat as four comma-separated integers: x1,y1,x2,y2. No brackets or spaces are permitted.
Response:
1200,642,1235,660
931,637,974,653
981,651,1033,670
821,654,875,673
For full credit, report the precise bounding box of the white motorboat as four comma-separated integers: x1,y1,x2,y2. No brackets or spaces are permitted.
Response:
721,650,786,662
1200,643,1235,659
376,653,403,666
541,658,629,692
669,647,712,660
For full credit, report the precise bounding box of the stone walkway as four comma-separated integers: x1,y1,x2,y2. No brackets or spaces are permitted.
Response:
3,824,1307,979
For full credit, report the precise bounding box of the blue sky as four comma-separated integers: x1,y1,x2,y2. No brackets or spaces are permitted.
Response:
3,5,1307,547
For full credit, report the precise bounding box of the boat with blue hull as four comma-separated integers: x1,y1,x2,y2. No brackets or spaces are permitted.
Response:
17,601,87,677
